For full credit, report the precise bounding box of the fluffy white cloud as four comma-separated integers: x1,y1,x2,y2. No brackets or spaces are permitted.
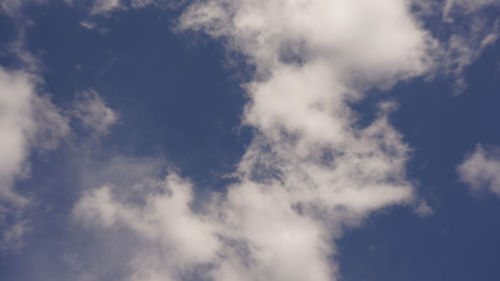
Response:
72,89,118,137
90,0,123,14
75,174,220,277
179,0,436,82
0,67,69,207
0,66,69,248
458,144,500,197
179,5,431,281
74,1,438,280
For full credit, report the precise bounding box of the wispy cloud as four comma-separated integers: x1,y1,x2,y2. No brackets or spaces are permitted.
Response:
436,0,500,93
72,89,119,138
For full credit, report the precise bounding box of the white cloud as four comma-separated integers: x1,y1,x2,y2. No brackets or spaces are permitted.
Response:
75,174,220,266
66,0,499,95
79,20,97,30
90,0,123,15
179,0,436,83
0,66,69,248
72,89,118,137
414,200,434,217
73,1,440,280
0,67,69,207
458,144,500,197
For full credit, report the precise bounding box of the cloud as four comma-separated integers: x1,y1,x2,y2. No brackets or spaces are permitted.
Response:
72,89,118,138
90,0,123,15
73,1,441,280
436,0,500,92
66,0,185,15
63,0,499,95
0,66,69,248
0,67,69,207
179,0,436,82
446,21,499,93
79,20,97,30
0,0,484,279
443,0,500,19
1,220,29,250
458,144,500,197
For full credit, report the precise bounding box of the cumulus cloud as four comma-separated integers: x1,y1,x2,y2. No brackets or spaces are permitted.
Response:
458,144,500,197
0,67,69,207
72,89,118,137
73,1,442,280
75,174,219,277
90,0,123,14
0,66,69,247
180,0,436,81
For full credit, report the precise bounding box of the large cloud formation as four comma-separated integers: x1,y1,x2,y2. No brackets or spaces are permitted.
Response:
74,1,442,280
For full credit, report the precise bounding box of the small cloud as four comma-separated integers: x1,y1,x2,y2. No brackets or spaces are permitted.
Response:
91,0,124,15
414,200,434,217
458,144,500,197
79,20,110,35
72,89,119,138
480,32,499,49
79,20,97,30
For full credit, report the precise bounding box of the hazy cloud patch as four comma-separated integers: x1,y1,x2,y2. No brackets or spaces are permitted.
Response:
458,144,500,197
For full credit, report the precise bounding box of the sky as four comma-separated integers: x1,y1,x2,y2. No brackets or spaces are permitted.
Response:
0,0,500,281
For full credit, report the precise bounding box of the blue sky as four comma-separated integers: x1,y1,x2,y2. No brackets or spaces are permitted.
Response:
0,1,500,281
